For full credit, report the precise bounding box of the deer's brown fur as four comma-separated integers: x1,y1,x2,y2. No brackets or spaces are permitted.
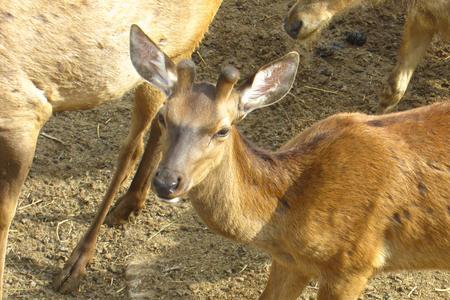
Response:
130,29,450,298
171,89,450,300
0,1,222,295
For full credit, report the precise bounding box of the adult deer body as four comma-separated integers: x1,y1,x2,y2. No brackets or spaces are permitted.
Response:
131,26,450,299
284,0,450,113
0,0,221,295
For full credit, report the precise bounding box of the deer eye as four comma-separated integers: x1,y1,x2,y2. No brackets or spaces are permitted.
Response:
214,128,230,138
157,113,166,127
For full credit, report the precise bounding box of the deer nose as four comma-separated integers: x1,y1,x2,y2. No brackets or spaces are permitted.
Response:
284,18,303,39
152,168,184,199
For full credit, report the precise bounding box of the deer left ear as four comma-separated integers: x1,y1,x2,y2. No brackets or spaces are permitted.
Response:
237,52,299,119
129,24,177,98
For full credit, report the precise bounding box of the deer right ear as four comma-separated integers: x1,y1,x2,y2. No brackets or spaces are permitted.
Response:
130,24,177,97
237,52,299,119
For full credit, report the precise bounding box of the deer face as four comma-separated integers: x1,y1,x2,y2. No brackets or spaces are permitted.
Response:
129,25,299,202
284,0,347,39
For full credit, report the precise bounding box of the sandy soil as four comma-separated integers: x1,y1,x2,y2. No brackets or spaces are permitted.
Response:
5,0,450,299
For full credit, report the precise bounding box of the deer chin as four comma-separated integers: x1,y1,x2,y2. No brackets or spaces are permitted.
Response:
157,196,182,204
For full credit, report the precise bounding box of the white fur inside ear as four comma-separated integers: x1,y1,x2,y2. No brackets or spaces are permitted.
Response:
242,68,276,103
238,52,299,117
240,64,285,112
167,68,178,84
150,51,177,90
130,27,177,97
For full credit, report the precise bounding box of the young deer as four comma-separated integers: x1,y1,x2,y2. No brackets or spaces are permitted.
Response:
284,0,450,113
131,25,450,299
0,1,222,295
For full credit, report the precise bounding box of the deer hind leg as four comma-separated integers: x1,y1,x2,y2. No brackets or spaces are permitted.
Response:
105,83,164,225
378,12,435,113
53,83,163,293
105,115,161,225
0,138,36,299
259,260,310,300
0,140,36,299
0,109,50,298
0,76,52,298
317,269,373,300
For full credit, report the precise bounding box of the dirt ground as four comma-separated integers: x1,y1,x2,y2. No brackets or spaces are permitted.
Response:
6,0,450,299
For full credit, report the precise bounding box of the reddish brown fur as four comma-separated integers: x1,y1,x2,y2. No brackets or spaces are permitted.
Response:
127,27,450,298
155,65,450,298
190,101,450,299
0,1,222,296
285,0,450,113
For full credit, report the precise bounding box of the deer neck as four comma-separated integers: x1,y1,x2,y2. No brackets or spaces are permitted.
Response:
189,128,302,244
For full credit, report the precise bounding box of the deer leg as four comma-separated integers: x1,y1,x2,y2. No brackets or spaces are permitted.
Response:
104,84,164,226
105,118,161,225
0,118,47,299
259,260,310,300
0,140,37,299
378,14,435,113
0,79,52,298
317,269,373,300
53,83,163,293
